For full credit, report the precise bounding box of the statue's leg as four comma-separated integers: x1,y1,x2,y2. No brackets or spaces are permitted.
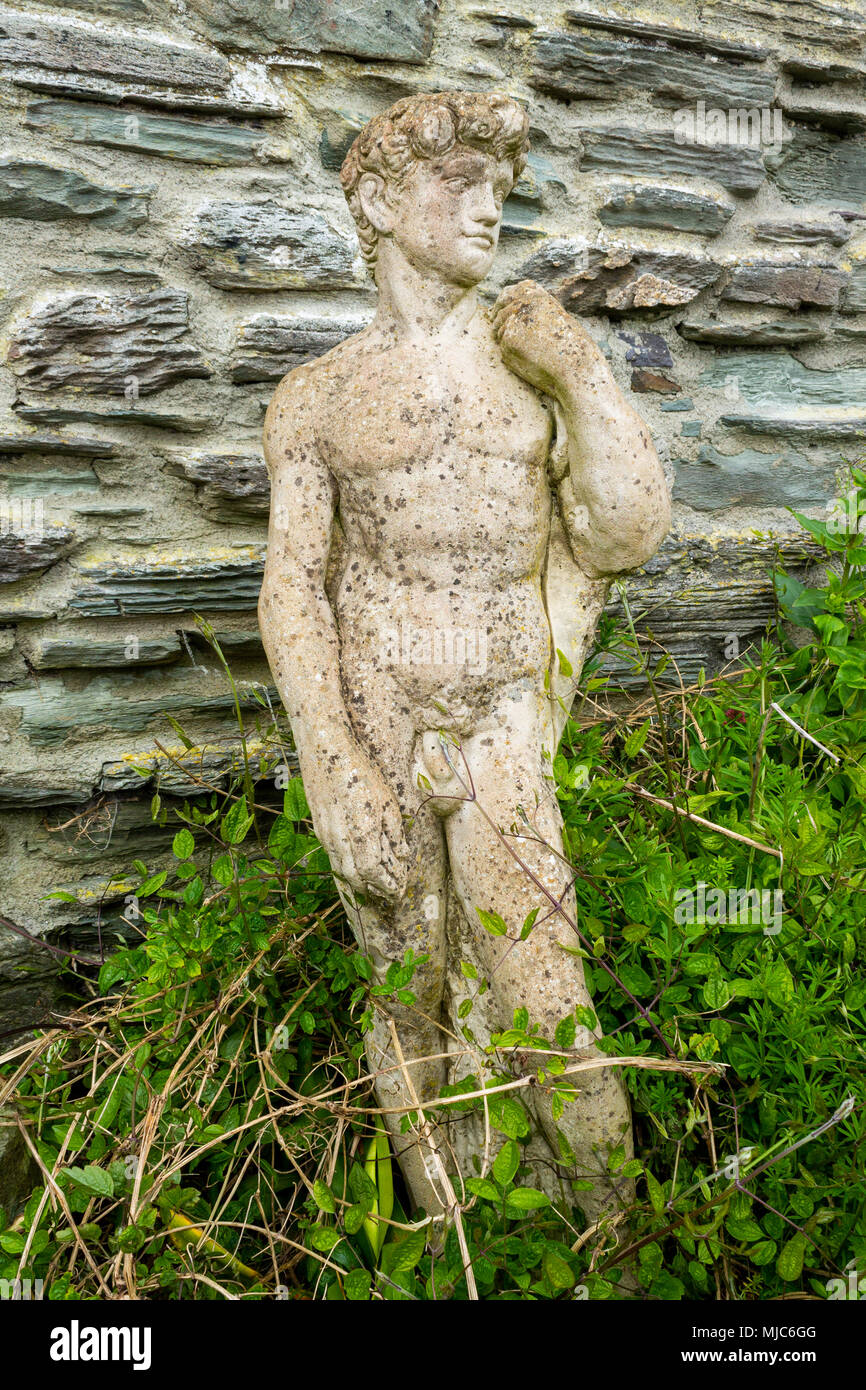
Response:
337,669,450,1215
443,692,634,1228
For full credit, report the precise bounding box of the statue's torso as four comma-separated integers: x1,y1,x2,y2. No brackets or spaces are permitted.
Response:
309,314,561,720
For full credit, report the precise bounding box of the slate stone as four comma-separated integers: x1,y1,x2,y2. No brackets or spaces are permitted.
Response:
181,202,362,291
722,262,848,309
530,30,774,107
618,332,673,368
681,420,702,437
69,549,266,617
164,450,269,519
580,128,765,196
841,259,866,313
677,318,826,346
319,110,365,172
673,444,838,512
6,467,98,497
0,524,76,584
602,532,820,686
0,5,232,93
599,185,734,236
0,674,269,747
0,431,118,457
719,413,866,440
183,0,438,61
781,56,866,82
752,216,851,245
701,352,866,410
563,9,770,60
25,101,269,167
781,90,866,134
14,404,210,433
32,636,182,669
52,0,151,12
631,369,679,394
766,128,866,207
699,0,866,52
230,314,369,382
182,628,265,661
100,735,290,795
0,160,149,229
7,290,210,397
517,240,721,314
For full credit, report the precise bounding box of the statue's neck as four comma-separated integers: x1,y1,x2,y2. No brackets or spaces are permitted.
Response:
373,241,480,344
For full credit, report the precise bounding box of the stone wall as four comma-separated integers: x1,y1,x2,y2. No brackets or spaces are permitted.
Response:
0,0,863,1032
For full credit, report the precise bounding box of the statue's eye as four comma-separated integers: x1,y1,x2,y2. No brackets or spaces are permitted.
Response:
444,176,468,192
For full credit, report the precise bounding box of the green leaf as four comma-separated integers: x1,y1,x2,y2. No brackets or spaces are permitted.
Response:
172,828,194,860
646,1169,665,1215
624,719,651,758
777,1232,807,1282
268,814,297,861
220,796,254,846
748,1240,777,1267
391,1227,427,1273
312,1179,335,1214
65,1164,114,1199
493,1140,519,1188
476,908,508,938
543,1248,575,1289
344,1268,371,1300
348,1162,377,1204
138,871,167,898
520,907,540,941
702,973,732,1011
465,1177,500,1202
764,959,794,1007
504,1187,550,1213
554,1014,576,1049
284,778,310,822
487,1092,531,1140
343,1202,370,1235
308,1224,342,1253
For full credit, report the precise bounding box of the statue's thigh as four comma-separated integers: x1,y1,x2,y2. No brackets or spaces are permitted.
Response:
337,662,450,1006
443,721,595,1036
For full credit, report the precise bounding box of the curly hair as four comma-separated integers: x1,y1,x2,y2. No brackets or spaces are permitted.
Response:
340,91,530,271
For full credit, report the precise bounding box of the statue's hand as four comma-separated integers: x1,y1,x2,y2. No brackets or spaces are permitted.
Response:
310,752,410,903
491,279,590,393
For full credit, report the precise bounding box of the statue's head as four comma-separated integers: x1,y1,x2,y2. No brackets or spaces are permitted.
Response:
341,91,530,288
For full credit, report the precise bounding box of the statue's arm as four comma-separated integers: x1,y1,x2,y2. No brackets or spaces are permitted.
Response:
493,281,671,578
259,369,357,773
258,368,408,900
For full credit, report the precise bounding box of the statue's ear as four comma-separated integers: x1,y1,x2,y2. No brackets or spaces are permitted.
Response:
358,173,394,236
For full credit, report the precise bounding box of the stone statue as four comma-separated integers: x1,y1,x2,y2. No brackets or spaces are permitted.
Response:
259,91,670,1229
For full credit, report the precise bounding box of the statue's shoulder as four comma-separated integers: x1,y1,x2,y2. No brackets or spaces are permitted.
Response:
267,322,373,416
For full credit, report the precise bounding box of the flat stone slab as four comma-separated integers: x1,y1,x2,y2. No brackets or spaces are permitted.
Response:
677,318,826,346
580,127,765,196
25,100,272,166
181,202,363,291
182,0,438,61
673,444,838,512
230,314,370,382
599,185,735,237
163,449,269,519
69,547,266,617
530,28,774,107
0,158,150,229
6,289,210,396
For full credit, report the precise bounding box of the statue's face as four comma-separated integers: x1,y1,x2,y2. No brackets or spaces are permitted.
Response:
387,145,514,287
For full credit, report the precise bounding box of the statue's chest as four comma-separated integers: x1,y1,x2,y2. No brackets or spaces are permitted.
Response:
322,346,550,479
